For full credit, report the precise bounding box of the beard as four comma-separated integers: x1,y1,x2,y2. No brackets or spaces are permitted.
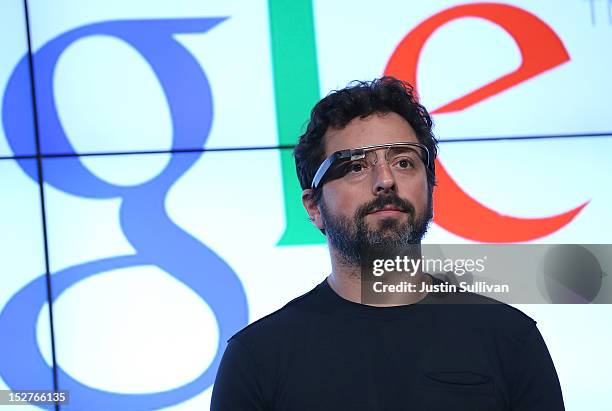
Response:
320,192,432,266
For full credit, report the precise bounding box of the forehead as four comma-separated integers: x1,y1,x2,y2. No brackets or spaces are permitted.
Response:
323,112,419,156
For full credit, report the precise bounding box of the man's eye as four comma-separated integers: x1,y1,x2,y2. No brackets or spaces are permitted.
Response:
343,161,366,174
349,163,364,173
395,158,415,169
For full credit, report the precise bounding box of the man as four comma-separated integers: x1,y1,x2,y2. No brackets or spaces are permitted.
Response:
211,77,565,410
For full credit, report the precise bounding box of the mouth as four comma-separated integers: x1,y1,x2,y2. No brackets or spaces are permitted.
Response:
367,206,407,216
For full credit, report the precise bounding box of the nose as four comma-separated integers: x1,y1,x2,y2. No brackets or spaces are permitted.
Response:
372,161,396,195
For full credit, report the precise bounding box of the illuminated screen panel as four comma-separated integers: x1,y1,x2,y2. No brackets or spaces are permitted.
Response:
313,0,612,141
42,143,612,410
26,0,278,155
0,159,55,410
428,135,612,409
424,137,612,244
0,0,37,158
42,150,328,410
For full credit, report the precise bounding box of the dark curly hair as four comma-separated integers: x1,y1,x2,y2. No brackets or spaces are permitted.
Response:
294,76,438,203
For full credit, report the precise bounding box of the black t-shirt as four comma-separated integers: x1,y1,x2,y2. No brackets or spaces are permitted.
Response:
211,276,565,411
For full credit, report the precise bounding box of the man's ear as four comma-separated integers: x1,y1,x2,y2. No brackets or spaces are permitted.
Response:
302,189,324,230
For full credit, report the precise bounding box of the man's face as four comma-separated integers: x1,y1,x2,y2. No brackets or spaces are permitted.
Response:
312,112,432,265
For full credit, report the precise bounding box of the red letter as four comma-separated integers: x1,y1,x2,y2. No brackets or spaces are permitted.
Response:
385,3,587,242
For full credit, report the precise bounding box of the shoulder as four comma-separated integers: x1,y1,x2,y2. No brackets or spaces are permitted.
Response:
229,281,326,347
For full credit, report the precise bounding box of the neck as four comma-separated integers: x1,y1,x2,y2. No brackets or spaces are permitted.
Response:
327,245,431,306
